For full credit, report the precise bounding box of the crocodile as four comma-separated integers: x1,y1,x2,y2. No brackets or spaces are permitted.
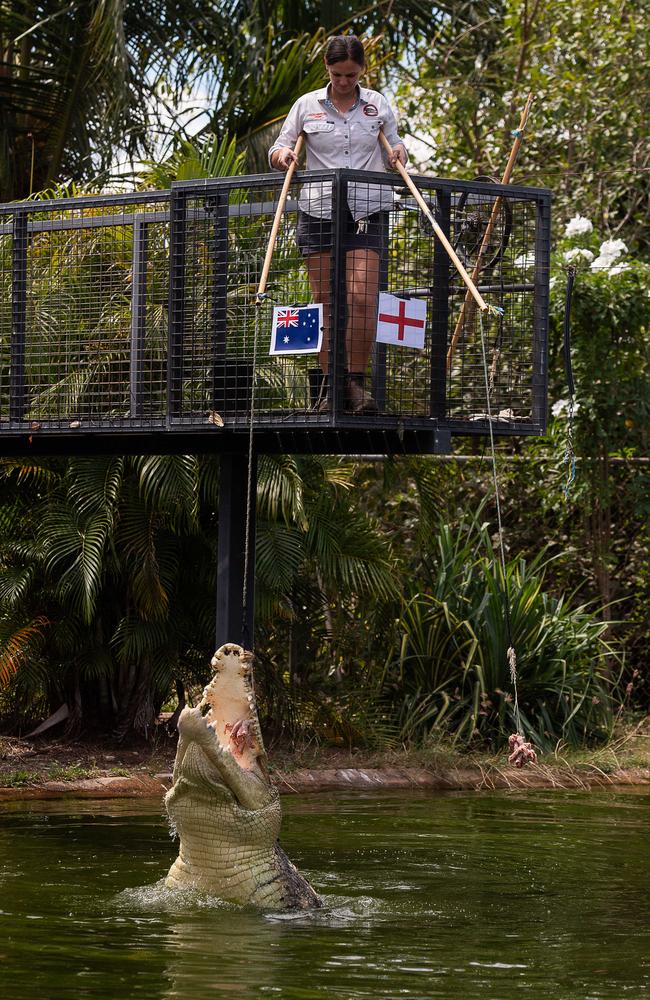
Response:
164,643,322,910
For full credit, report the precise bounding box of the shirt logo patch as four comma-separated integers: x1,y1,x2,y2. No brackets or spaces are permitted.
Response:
363,104,378,117
307,112,327,119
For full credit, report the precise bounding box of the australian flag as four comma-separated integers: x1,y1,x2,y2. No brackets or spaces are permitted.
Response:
269,304,323,355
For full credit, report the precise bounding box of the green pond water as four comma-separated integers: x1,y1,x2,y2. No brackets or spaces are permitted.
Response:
1,789,649,999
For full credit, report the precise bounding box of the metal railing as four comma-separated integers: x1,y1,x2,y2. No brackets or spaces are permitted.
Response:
0,169,550,454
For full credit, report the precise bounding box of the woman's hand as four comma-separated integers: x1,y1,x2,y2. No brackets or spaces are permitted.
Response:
272,146,299,171
388,144,407,169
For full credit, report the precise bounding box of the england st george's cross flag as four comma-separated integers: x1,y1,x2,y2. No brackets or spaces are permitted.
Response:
375,292,427,350
270,304,323,355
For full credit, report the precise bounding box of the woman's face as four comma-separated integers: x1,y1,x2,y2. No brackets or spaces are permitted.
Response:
325,58,364,99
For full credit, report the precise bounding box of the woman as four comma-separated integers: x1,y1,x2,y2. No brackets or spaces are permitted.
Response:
269,35,407,414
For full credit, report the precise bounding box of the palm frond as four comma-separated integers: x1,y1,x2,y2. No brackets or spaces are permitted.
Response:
140,132,247,189
305,493,396,600
258,454,308,529
256,522,305,594
0,565,36,609
0,615,49,687
41,505,110,622
66,456,124,516
0,457,62,492
132,455,200,529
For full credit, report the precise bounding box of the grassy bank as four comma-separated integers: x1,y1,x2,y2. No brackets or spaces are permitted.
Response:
1,718,648,793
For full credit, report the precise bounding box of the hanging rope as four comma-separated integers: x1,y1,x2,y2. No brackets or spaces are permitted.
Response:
478,309,537,767
240,136,304,650
240,297,263,650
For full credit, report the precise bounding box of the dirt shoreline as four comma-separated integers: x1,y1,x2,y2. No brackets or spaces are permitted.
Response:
2,728,649,802
1,764,650,802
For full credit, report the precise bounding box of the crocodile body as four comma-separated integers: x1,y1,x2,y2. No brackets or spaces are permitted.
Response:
165,643,321,910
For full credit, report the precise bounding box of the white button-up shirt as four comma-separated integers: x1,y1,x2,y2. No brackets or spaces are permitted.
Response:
268,85,407,221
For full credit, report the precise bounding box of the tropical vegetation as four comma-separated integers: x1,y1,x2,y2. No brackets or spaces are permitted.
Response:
0,1,647,750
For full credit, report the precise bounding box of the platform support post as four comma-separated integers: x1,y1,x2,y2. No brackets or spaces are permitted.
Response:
215,452,257,650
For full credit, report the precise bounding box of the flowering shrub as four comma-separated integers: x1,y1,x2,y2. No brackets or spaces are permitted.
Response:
537,216,650,695
564,248,594,264
564,215,593,238
550,217,649,458
558,217,640,280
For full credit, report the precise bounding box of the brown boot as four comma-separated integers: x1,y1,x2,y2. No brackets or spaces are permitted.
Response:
345,373,378,415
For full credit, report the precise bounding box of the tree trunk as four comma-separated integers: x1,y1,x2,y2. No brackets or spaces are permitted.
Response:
113,656,158,742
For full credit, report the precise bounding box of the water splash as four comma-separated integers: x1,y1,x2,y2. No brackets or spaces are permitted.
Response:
115,881,386,925
115,878,240,913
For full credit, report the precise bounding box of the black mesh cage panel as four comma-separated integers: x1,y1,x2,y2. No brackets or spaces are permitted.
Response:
0,171,550,455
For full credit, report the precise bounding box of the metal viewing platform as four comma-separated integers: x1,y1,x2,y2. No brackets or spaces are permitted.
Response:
0,169,550,457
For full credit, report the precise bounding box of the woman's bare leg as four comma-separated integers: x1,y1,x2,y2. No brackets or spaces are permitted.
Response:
345,248,380,374
306,248,379,374
305,247,380,412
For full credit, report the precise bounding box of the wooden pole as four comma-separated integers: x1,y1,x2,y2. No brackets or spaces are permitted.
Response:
446,94,534,373
378,130,489,313
256,134,304,303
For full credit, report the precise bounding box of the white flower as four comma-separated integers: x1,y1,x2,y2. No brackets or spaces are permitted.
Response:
590,239,628,273
564,215,593,238
591,249,629,274
590,256,609,271
552,398,579,417
564,248,595,263
549,276,558,290
599,238,627,258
